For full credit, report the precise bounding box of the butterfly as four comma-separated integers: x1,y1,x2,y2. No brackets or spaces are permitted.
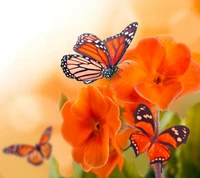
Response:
61,22,138,84
125,104,190,171
3,126,52,166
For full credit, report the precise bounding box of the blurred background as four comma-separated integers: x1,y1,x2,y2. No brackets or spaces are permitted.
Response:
0,0,200,178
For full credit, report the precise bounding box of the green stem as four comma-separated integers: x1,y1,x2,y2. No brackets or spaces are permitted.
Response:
154,107,165,178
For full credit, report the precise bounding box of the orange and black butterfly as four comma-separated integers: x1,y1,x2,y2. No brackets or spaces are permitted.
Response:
61,22,138,84
3,126,52,166
125,104,190,170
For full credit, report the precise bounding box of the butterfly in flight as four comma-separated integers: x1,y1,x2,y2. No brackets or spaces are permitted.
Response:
125,104,190,171
3,126,52,166
61,22,138,84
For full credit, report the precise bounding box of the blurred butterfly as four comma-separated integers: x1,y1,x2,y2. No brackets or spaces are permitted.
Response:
61,22,138,84
3,126,52,166
125,104,190,171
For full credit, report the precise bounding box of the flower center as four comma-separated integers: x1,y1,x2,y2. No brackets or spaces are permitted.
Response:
93,121,101,132
154,76,162,84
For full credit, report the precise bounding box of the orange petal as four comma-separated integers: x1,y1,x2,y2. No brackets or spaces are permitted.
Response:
72,147,92,172
157,35,191,76
134,81,183,110
72,85,106,120
116,129,135,149
104,97,121,140
91,141,124,178
97,86,114,99
129,37,166,75
72,147,84,163
112,62,147,103
192,51,200,65
91,153,122,178
84,125,109,168
123,110,135,127
178,60,200,98
61,101,92,147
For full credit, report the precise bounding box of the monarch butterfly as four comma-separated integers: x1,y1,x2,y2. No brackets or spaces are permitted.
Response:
125,104,190,171
61,22,138,84
3,126,52,166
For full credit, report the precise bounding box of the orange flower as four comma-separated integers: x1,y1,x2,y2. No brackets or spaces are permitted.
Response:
91,130,133,178
112,35,200,110
61,85,121,170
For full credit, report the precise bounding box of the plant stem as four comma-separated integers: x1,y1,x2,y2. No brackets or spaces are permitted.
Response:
154,107,165,178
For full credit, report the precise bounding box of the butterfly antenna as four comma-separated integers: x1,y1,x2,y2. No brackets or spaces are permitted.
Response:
115,71,121,78
123,145,131,151
118,67,124,71
118,61,130,66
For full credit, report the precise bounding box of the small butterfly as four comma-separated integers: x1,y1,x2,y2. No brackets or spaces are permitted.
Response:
61,22,138,84
125,104,190,171
3,126,52,166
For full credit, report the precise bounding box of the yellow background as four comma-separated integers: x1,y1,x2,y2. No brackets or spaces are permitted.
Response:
0,0,200,178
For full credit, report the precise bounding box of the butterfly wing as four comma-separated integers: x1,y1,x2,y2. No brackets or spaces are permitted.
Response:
148,142,171,165
103,22,138,66
157,125,190,148
133,104,155,137
127,131,151,157
27,149,44,165
40,143,52,159
61,54,105,84
3,144,42,166
39,126,52,159
147,125,190,166
73,33,110,66
39,126,52,145
3,144,35,157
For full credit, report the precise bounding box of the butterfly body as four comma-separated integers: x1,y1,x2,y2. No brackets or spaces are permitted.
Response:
102,66,118,79
35,144,45,158
3,126,52,166
61,22,138,83
126,104,190,168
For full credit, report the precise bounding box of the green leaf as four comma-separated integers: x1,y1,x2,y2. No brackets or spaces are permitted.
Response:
176,102,200,178
123,148,147,178
59,93,68,111
144,167,155,178
48,156,65,178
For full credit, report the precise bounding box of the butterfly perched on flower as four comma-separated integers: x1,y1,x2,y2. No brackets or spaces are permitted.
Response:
3,126,52,166
125,104,190,170
61,22,138,84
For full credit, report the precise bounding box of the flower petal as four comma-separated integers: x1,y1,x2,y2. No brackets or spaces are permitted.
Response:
84,125,109,168
91,140,124,178
157,35,191,76
61,101,92,147
72,85,106,120
128,37,166,75
72,147,92,172
104,97,121,140
72,147,84,163
178,60,200,97
112,62,147,103
91,151,122,178
116,129,135,149
134,81,183,110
